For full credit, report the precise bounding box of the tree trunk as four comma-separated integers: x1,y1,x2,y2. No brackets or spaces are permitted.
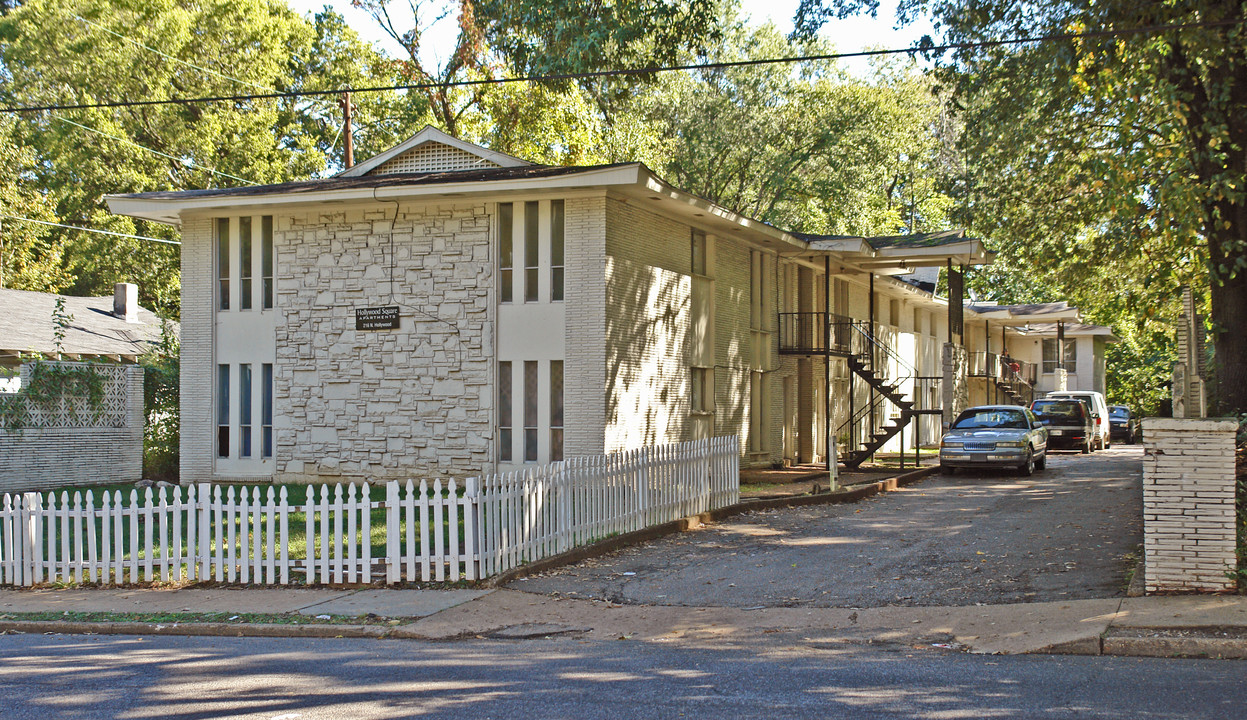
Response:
1207,200,1247,415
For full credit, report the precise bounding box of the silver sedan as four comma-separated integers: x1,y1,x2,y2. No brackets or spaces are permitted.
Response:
939,405,1049,475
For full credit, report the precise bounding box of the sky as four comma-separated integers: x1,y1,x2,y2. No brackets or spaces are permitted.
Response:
285,0,936,77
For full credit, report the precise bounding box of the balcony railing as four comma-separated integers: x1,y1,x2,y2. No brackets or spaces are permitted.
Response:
777,312,864,356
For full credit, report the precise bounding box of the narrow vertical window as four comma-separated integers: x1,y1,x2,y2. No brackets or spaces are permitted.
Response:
524,360,538,461
239,363,252,458
216,218,230,311
498,361,512,462
217,364,230,457
524,201,539,302
750,251,762,329
499,203,513,303
691,229,707,276
262,363,273,459
550,200,564,301
262,216,274,310
550,360,564,461
239,217,253,311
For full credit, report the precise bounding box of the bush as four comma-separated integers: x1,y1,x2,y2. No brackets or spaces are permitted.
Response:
141,322,179,482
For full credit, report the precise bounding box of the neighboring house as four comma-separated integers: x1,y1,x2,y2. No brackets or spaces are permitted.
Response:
107,126,1088,484
0,283,171,491
965,302,1117,399
0,284,170,390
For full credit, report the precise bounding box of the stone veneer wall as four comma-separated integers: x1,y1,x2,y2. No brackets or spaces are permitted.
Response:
1141,417,1238,593
274,204,494,483
0,365,144,492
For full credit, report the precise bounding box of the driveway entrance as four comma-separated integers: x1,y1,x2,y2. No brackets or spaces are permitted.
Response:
510,447,1143,608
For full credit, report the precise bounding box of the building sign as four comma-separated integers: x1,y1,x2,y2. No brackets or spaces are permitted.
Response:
356,306,400,331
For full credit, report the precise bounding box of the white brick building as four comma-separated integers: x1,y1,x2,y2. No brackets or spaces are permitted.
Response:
106,128,1091,484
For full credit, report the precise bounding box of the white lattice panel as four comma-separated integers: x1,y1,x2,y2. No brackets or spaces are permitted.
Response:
19,362,130,429
373,142,500,175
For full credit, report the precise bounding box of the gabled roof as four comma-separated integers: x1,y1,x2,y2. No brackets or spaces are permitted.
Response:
336,125,530,178
0,288,173,362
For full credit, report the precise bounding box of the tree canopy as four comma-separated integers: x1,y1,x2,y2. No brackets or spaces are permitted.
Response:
796,0,1247,414
0,0,388,316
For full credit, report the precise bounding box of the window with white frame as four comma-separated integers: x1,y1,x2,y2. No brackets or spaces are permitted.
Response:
216,361,275,462
551,201,565,301
1042,339,1077,374
550,360,564,461
497,360,564,466
499,204,514,303
498,200,565,304
216,215,274,314
214,214,277,473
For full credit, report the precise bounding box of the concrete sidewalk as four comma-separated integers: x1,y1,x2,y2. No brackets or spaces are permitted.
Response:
2,586,1245,658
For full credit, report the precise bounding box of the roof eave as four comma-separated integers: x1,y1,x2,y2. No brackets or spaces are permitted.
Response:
105,165,647,227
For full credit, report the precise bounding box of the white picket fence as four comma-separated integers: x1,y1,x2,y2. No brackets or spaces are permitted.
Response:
0,436,738,587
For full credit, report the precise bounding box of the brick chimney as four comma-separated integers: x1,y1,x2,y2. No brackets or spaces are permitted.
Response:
114,282,139,323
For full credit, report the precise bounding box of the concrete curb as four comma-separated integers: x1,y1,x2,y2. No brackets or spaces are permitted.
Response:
0,620,390,640
1033,634,1247,659
481,465,937,588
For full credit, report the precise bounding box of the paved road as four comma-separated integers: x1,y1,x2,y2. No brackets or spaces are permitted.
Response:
0,633,1241,720
512,447,1143,608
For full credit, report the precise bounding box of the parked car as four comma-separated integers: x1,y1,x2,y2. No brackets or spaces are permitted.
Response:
1045,391,1111,450
940,405,1048,476
1108,405,1139,444
1030,398,1094,453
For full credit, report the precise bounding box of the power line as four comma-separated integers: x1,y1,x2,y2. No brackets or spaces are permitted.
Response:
53,117,258,186
72,14,275,94
70,12,336,120
1,215,181,245
0,19,1237,115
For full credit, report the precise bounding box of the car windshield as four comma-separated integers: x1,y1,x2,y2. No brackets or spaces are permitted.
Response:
1032,401,1085,421
951,409,1029,430
1110,406,1130,418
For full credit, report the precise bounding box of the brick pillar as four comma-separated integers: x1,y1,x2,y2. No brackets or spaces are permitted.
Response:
1142,417,1238,593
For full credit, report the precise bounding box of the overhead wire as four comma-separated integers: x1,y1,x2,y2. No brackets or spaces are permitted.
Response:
0,18,1239,115
53,117,259,186
1,215,181,245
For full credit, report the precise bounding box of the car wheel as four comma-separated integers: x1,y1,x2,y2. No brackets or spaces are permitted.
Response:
1035,453,1046,471
941,464,956,475
1081,439,1090,454
1019,448,1035,476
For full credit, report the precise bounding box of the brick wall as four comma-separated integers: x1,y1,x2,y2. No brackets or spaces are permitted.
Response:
563,194,608,458
180,216,215,482
0,365,144,492
603,198,695,452
1141,417,1238,593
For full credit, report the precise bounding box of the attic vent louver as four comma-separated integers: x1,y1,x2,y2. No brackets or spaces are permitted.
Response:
373,141,501,175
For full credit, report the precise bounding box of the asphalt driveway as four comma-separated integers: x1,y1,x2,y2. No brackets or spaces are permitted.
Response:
509,446,1144,608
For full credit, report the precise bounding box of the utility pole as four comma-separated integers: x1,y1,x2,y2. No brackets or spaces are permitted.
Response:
339,92,355,170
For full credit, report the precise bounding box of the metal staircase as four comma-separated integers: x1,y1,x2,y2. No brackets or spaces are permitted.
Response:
836,323,940,468
778,312,938,468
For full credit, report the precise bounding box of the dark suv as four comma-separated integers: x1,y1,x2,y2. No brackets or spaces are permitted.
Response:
1108,405,1139,444
1030,398,1094,453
